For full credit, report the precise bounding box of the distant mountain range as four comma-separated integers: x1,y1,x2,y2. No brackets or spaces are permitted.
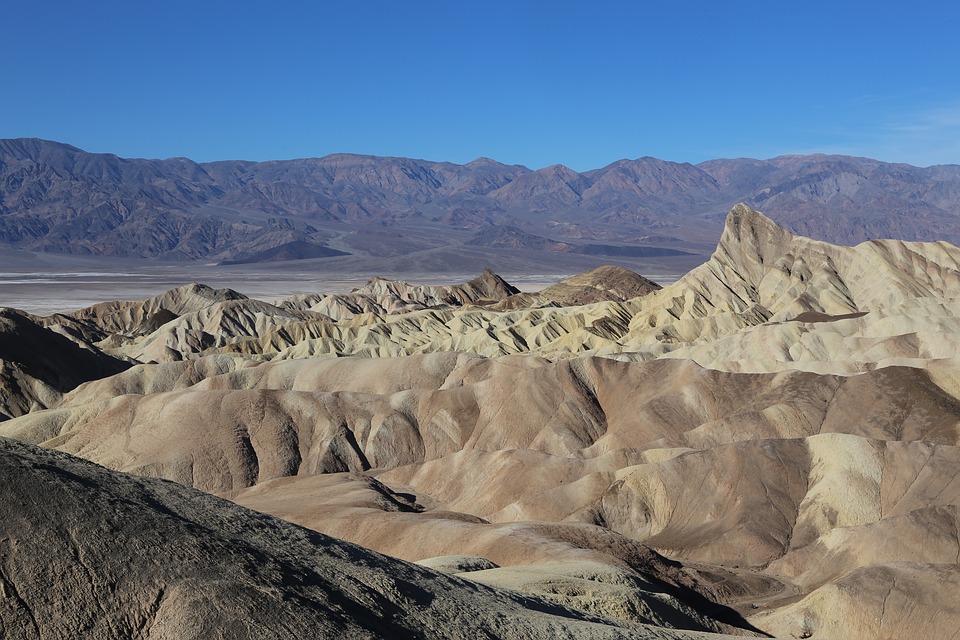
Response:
2,138,960,262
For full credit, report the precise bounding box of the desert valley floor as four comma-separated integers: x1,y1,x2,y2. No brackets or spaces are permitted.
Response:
4,204,960,638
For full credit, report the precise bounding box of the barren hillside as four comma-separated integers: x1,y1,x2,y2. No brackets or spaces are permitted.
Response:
3,204,960,638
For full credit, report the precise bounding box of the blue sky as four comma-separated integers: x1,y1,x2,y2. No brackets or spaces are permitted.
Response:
3,1,958,169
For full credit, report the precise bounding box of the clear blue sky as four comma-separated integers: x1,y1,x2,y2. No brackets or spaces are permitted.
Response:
3,1,958,170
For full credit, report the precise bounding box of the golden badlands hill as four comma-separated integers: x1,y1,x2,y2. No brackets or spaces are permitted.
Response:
3,204,960,638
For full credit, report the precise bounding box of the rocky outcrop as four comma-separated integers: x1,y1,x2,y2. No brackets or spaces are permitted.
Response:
8,350,960,637
280,268,520,320
0,308,129,419
1,436,739,639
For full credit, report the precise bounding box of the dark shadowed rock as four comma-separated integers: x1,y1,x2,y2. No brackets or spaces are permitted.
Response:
0,436,737,639
0,308,129,419
466,225,576,251
220,240,350,264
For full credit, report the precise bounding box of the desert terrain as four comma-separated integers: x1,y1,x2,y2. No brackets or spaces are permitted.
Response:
3,204,960,638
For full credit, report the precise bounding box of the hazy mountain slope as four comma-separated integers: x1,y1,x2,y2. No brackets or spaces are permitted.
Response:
221,239,350,264
4,138,960,262
466,225,577,251
0,139,315,259
581,157,721,209
700,155,960,243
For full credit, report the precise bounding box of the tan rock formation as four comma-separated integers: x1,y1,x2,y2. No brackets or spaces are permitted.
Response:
2,436,744,639
280,268,520,319
5,204,960,639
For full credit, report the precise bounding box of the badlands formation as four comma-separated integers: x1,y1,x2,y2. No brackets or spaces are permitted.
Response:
3,204,960,638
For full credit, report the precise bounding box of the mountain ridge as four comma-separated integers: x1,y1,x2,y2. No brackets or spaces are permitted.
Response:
3,138,960,263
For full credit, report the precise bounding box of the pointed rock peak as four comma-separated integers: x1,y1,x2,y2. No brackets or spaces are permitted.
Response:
537,163,579,177
719,203,794,262
479,267,499,279
362,275,389,288
726,203,784,230
471,268,520,296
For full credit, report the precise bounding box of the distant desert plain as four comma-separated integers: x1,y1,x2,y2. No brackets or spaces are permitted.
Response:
4,199,960,639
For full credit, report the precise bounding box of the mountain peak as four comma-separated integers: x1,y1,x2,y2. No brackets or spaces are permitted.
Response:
464,157,501,167
4,139,960,262
719,203,794,262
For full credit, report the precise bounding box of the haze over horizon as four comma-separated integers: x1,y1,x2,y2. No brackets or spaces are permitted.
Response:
5,1,959,170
